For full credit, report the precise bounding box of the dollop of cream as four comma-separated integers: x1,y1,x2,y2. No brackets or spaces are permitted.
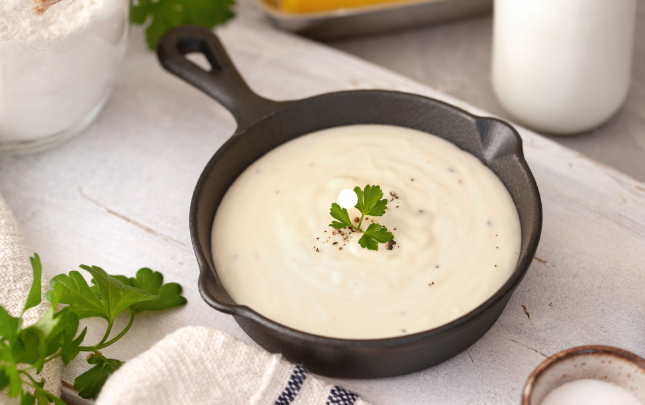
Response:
212,125,520,339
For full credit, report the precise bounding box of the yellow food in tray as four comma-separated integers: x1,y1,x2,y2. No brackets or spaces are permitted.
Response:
275,0,412,13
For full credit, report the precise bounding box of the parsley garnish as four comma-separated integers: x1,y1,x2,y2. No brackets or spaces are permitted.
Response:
0,254,187,402
131,0,235,50
358,223,394,251
329,185,394,251
329,203,354,230
355,184,388,217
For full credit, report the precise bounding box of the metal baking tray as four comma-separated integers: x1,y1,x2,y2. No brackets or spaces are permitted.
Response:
254,0,492,40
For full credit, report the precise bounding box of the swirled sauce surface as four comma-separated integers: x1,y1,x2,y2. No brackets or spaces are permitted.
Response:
212,125,520,339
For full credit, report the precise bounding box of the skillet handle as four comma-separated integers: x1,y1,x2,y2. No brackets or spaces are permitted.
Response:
156,25,281,129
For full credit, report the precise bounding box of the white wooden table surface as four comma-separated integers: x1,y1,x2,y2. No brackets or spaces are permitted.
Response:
1,6,645,405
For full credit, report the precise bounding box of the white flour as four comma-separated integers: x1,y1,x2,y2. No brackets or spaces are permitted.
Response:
0,0,129,146
0,0,103,44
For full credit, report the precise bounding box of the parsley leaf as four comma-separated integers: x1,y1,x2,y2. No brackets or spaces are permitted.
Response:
358,223,394,251
0,306,22,398
0,368,9,391
354,185,388,217
89,274,131,298
22,254,42,316
129,268,188,313
47,271,110,320
16,307,60,372
329,203,353,229
57,311,87,367
82,265,159,320
74,352,123,399
0,305,20,343
50,265,158,322
112,275,133,286
130,0,235,50
20,392,35,405
89,268,187,313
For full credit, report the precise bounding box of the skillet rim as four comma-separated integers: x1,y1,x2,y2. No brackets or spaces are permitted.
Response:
192,88,543,347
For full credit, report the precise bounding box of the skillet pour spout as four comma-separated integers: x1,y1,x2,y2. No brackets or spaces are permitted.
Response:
157,25,542,379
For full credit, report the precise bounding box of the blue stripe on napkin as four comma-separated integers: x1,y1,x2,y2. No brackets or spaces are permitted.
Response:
274,365,308,405
326,385,358,405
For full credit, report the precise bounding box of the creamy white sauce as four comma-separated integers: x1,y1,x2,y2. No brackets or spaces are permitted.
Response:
212,125,521,339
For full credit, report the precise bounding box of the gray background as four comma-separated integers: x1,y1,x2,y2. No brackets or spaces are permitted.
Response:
325,1,645,181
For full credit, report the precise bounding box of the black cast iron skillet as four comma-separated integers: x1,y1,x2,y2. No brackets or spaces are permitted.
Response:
157,25,542,379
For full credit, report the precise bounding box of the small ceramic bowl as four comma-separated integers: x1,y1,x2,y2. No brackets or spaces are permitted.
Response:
523,345,645,405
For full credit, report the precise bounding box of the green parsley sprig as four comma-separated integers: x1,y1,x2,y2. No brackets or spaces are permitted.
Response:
329,185,394,251
0,254,187,403
130,0,235,50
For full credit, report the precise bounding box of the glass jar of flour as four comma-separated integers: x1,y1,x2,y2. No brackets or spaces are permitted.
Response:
491,0,637,135
0,0,129,154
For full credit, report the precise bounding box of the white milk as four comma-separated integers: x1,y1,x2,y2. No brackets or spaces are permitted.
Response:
492,0,637,135
212,125,521,339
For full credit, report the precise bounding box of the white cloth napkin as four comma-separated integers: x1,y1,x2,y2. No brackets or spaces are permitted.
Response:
96,326,371,405
0,194,62,403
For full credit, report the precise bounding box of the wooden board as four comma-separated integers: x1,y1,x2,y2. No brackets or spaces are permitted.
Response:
1,7,644,404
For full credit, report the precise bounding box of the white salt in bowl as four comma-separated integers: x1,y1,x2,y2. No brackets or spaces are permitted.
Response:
522,345,645,405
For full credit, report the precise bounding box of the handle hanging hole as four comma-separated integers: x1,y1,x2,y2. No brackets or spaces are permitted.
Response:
186,52,212,72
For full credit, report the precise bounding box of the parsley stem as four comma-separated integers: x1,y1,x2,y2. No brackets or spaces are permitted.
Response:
80,319,114,351
21,379,57,400
19,369,41,386
94,308,135,350
356,213,365,231
98,319,113,347
43,352,61,364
